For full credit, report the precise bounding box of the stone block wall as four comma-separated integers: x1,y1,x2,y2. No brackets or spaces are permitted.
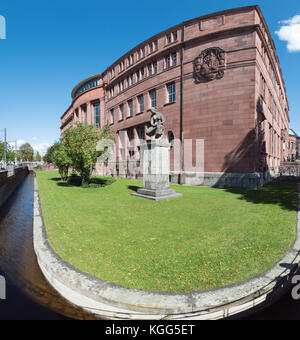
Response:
0,167,28,208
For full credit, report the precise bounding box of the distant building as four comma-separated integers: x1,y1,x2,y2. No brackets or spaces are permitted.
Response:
60,6,290,189
284,129,300,162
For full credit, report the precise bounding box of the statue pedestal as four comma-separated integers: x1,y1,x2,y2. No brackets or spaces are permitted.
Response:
132,139,182,201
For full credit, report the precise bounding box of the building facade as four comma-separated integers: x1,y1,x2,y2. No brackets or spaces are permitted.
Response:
61,6,290,189
285,129,300,162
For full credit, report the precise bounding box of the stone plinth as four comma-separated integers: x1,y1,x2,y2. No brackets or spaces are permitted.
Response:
132,139,182,200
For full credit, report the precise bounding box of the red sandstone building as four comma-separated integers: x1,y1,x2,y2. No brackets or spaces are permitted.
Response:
61,6,290,189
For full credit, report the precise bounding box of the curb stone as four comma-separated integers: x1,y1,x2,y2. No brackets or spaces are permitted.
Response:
33,178,300,320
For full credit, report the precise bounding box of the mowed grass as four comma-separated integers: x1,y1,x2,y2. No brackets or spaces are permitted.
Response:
36,170,298,292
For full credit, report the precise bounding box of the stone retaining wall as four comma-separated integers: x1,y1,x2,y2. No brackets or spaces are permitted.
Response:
33,178,300,320
0,167,28,208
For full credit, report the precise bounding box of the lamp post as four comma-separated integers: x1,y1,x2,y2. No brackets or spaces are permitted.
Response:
0,128,7,169
4,128,6,169
0,129,19,169
6,139,18,167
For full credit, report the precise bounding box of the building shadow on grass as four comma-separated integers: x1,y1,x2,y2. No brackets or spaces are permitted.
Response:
213,97,298,212
225,180,298,212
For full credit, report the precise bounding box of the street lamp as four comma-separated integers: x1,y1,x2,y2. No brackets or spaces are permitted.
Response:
0,128,18,169
7,139,18,167
0,128,7,169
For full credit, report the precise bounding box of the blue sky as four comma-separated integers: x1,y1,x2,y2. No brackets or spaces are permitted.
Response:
0,0,299,155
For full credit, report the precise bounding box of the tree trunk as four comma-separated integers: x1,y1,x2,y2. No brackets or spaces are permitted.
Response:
81,168,90,188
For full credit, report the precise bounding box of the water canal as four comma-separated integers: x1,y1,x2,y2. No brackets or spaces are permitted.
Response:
0,174,300,320
0,174,98,320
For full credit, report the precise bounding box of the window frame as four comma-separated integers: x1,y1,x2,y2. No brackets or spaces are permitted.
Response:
128,99,133,117
149,89,157,108
93,101,100,128
167,82,176,103
119,104,124,121
137,94,144,113
110,108,115,125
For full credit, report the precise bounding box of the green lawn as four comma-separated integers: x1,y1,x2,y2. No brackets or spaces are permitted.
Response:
36,170,298,292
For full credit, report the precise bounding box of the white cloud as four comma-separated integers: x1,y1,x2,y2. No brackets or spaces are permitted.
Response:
275,15,300,52
32,143,51,156
8,140,51,156
9,140,26,148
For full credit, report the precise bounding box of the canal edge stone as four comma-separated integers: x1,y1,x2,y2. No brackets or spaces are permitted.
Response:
33,177,300,320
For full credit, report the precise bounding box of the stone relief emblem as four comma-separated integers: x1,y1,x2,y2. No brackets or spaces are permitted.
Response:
193,47,226,83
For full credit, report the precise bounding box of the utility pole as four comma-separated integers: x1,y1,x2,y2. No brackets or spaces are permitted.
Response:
4,128,7,169
15,140,17,166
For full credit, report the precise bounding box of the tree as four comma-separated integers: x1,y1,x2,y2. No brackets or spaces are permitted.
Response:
34,151,42,162
0,141,16,162
43,142,60,164
52,142,72,181
63,123,114,187
20,143,34,161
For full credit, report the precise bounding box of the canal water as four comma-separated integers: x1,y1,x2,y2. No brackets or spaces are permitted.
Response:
0,174,98,320
0,174,300,320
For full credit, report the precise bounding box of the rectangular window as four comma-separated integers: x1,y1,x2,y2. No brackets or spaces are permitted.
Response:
110,109,114,124
166,34,172,44
165,55,171,68
172,52,177,66
149,42,153,53
172,31,177,41
82,106,87,126
128,128,134,141
140,68,144,79
149,89,156,108
154,40,158,50
93,102,100,128
136,71,140,82
137,50,140,60
142,47,145,57
119,104,124,120
167,83,175,103
137,95,144,113
148,64,152,76
128,100,133,117
153,61,157,74
138,126,145,140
